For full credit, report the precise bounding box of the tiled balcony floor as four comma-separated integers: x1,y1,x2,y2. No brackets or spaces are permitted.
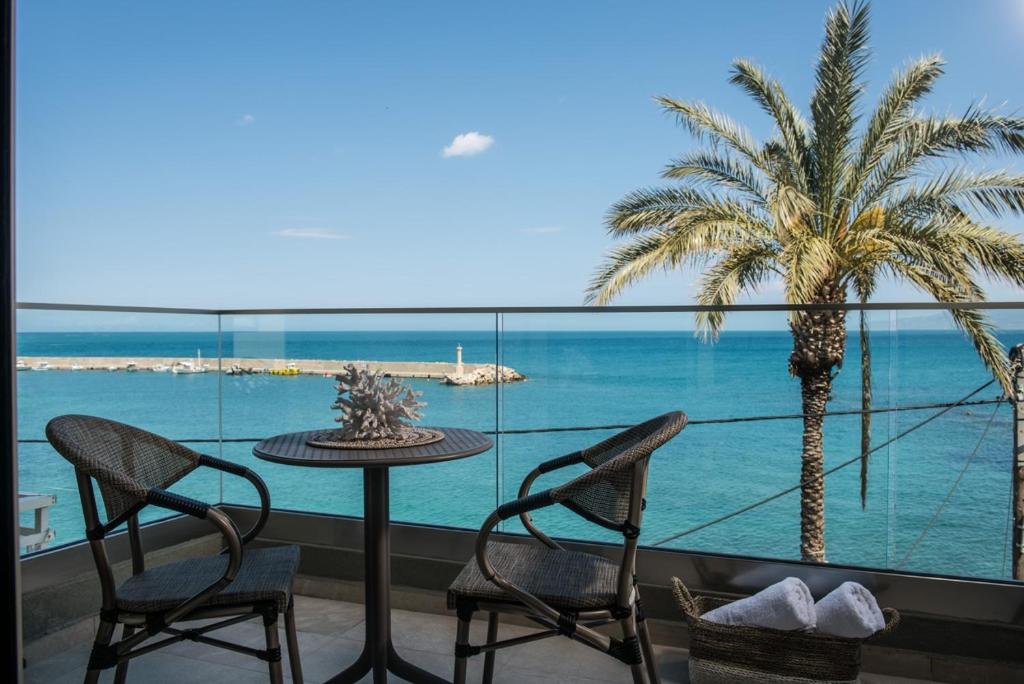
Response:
25,595,936,683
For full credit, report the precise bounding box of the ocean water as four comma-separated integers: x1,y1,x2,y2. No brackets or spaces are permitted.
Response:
14,327,1019,580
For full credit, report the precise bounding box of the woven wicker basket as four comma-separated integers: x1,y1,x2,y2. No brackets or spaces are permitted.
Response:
671,577,899,684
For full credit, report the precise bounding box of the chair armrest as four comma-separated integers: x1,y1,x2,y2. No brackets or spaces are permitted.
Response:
145,488,212,518
473,491,615,652
536,450,586,475
516,451,584,549
198,454,271,544
145,487,244,628
496,490,556,520
476,490,560,622
518,450,584,499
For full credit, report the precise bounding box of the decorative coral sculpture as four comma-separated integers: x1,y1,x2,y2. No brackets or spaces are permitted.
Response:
332,364,425,440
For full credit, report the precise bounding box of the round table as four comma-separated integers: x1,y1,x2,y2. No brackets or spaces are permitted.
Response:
253,427,493,684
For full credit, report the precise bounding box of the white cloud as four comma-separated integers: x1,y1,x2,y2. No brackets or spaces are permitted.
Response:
523,226,562,235
236,114,255,126
442,131,494,158
275,228,349,240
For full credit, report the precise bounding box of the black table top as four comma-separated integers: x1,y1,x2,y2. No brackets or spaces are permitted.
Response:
252,427,493,468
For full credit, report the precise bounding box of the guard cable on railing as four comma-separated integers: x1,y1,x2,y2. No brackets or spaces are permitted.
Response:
12,396,1005,445
491,397,1003,434
649,378,1000,548
15,379,1007,557
895,399,1002,569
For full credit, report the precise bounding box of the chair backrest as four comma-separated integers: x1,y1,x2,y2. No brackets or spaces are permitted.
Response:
550,411,686,534
46,414,202,527
551,411,686,607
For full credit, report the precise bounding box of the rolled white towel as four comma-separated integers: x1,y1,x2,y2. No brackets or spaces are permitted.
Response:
701,577,816,631
814,581,885,638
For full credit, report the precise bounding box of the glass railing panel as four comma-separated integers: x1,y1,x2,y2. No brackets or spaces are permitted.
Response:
15,302,1022,585
885,308,1017,580
15,307,221,553
498,310,896,571
219,313,499,528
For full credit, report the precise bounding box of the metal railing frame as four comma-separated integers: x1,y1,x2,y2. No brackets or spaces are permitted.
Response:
14,299,1024,589
15,300,1024,314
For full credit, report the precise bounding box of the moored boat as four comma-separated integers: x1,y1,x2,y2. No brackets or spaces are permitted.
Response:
270,362,301,376
173,350,209,374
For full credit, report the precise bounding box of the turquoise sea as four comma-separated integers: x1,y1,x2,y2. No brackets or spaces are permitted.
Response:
14,328,1019,581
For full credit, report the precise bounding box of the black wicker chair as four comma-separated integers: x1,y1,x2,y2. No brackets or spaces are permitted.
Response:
45,414,304,684
447,411,687,684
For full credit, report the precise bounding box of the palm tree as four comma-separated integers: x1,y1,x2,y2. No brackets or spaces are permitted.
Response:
585,0,1024,562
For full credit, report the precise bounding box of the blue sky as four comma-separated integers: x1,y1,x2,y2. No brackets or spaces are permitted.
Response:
14,0,1024,312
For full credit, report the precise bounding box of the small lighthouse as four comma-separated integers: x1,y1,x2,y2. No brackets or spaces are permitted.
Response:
455,344,464,377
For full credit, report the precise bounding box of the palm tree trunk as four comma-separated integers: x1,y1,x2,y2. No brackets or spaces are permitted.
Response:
789,287,847,563
799,367,831,562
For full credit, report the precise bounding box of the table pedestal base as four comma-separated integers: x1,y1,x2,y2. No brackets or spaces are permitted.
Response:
326,468,448,684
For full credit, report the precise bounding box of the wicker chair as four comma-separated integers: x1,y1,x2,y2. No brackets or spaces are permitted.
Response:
447,411,687,684
45,415,304,684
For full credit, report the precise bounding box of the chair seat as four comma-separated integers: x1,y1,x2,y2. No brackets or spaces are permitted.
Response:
117,545,300,614
447,541,621,612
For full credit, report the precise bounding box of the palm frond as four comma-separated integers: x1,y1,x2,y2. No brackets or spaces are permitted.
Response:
886,260,1009,390
885,213,1024,287
605,187,721,235
810,0,872,223
606,187,772,238
662,150,769,205
730,59,811,189
655,97,779,181
859,108,1024,210
850,273,876,509
584,230,682,305
853,218,980,294
767,181,817,240
782,235,838,304
587,207,773,305
940,221,1024,287
858,305,871,508
888,169,1024,218
948,307,1011,394
695,242,779,338
846,54,945,201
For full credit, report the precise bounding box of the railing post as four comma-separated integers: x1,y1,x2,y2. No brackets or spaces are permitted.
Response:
1009,344,1024,580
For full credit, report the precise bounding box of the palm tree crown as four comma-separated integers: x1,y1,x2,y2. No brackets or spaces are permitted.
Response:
586,0,1024,561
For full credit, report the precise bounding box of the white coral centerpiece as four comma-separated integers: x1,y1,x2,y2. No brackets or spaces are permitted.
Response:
332,364,425,440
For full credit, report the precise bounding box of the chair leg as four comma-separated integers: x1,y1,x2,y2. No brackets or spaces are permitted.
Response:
453,603,473,684
113,624,135,684
620,614,646,684
85,617,117,684
482,612,499,684
263,608,284,684
635,600,660,684
284,598,304,684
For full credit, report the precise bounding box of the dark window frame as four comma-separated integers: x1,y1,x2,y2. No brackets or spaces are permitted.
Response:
2,0,22,678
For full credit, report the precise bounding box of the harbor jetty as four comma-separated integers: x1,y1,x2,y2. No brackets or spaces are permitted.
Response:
16,351,525,385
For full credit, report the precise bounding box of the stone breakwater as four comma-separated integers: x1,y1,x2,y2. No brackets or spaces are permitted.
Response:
16,356,525,384
442,365,525,385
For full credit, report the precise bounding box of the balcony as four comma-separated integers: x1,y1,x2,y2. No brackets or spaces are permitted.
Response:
26,594,697,684
15,302,1024,683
